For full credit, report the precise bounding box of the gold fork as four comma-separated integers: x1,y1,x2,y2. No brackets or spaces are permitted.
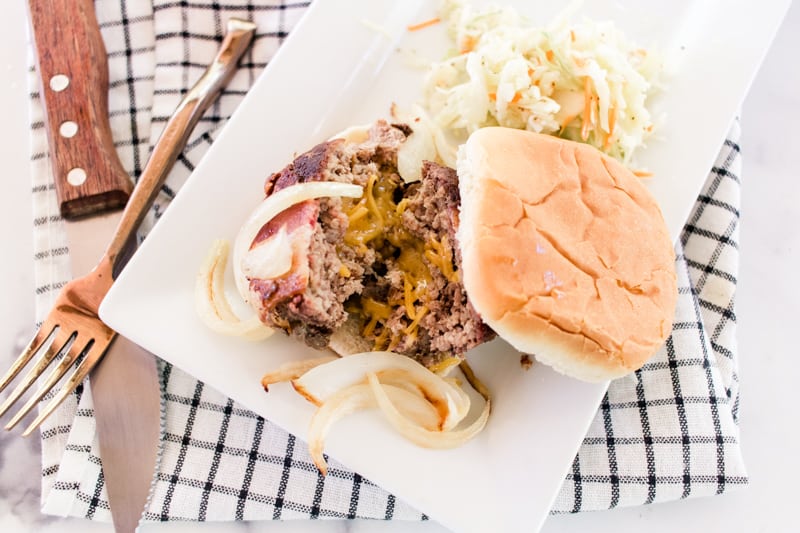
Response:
0,18,257,436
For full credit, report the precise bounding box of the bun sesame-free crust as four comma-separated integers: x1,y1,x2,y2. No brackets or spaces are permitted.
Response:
457,128,677,382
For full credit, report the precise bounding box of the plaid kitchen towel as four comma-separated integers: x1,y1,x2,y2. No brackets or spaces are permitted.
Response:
26,0,746,524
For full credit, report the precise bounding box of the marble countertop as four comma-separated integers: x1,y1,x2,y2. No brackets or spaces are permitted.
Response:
2,2,799,532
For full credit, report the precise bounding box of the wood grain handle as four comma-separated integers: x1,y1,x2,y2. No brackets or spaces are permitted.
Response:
28,0,132,220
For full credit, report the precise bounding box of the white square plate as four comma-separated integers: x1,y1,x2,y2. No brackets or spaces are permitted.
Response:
100,1,788,531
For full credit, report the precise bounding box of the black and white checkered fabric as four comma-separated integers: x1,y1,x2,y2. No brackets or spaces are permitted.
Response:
27,0,746,524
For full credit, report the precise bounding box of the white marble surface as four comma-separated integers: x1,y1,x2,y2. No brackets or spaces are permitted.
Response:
2,1,799,532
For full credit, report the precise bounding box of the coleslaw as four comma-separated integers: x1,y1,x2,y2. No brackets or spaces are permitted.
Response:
421,0,663,164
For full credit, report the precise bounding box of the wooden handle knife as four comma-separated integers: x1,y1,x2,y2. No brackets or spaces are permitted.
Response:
28,1,257,530
28,0,132,219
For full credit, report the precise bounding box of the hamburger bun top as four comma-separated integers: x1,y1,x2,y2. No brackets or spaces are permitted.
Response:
456,127,678,382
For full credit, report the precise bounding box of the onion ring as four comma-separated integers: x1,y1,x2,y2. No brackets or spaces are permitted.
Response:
366,372,491,449
261,355,339,392
232,182,363,301
291,351,470,429
195,239,273,341
307,382,441,475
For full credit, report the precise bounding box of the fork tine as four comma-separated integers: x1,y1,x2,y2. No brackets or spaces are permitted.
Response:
21,335,114,437
0,329,71,419
4,338,91,431
0,320,57,394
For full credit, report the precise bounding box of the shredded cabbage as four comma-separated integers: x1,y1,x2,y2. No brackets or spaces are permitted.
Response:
422,0,663,164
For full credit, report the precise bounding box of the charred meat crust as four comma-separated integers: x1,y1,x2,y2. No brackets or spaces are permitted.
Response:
390,122,414,136
264,139,345,196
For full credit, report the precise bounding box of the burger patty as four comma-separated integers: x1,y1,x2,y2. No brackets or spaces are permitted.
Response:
248,121,494,365
387,161,495,367
251,124,400,348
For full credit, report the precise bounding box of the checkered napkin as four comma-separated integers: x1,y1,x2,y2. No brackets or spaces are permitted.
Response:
26,0,747,524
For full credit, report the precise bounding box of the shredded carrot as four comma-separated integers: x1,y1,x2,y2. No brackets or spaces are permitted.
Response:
581,120,591,141
581,76,593,141
608,105,616,136
570,30,576,42
460,35,477,54
602,105,617,151
603,129,614,151
545,49,554,62
560,114,577,129
407,17,440,32
488,92,521,104
604,130,618,151
633,169,654,178
527,67,534,77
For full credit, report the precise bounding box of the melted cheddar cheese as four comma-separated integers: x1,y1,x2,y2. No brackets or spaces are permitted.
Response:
341,174,457,351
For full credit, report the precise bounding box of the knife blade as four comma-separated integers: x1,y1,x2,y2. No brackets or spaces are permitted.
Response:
27,1,257,531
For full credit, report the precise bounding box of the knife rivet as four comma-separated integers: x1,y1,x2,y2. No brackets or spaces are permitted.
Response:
67,168,87,186
49,74,70,92
59,121,78,138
